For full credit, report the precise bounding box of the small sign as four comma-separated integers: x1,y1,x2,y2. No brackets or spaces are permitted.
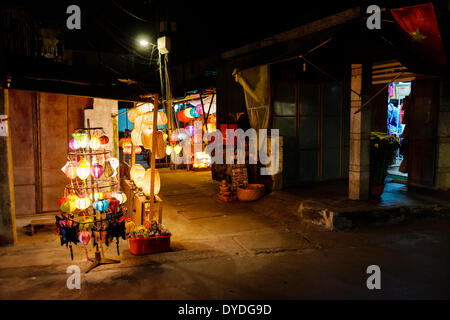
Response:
0,115,8,137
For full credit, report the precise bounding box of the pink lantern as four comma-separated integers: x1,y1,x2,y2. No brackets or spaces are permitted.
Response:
65,162,78,180
195,104,204,115
78,230,91,262
90,163,104,179
69,137,80,150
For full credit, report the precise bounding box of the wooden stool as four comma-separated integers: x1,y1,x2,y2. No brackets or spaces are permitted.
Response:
30,219,55,235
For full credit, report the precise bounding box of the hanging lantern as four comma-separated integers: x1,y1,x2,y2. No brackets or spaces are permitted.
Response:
75,196,91,211
169,132,178,144
72,132,89,149
89,191,103,202
142,111,168,126
142,130,166,159
174,145,182,154
90,163,104,179
162,133,168,141
184,107,195,119
64,162,78,180
114,192,127,205
89,136,101,150
128,108,139,123
100,135,109,145
103,160,116,178
93,199,109,212
178,132,187,141
185,125,195,137
60,199,76,213
141,128,154,150
143,169,161,196
57,197,68,208
107,157,119,171
69,138,80,150
190,107,201,118
135,176,145,189
108,198,120,212
177,110,190,123
195,104,204,116
79,218,94,230
76,158,91,180
136,103,154,115
166,145,173,156
78,230,91,244
130,164,145,182
131,129,143,146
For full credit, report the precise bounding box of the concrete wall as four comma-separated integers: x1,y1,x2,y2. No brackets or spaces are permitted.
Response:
436,78,450,191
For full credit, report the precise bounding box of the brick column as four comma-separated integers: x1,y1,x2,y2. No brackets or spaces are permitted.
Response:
349,64,371,200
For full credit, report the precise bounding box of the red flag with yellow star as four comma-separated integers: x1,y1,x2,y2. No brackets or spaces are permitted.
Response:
391,3,446,65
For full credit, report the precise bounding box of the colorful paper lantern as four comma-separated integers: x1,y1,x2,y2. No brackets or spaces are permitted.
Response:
169,132,178,144
177,110,190,123
142,111,168,126
136,103,154,115
190,107,201,118
103,160,116,178
135,176,145,189
57,197,68,208
114,192,127,205
107,157,119,171
60,199,75,213
195,104,203,115
72,132,89,149
184,108,195,119
143,169,161,196
185,125,195,137
93,199,109,212
69,137,80,150
100,135,109,145
131,129,143,146
89,136,101,150
128,108,139,123
130,164,145,182
64,162,78,180
108,198,120,212
90,163,104,179
178,133,187,141
76,158,91,180
142,130,166,159
166,145,172,156
174,145,182,154
141,128,154,150
75,196,91,210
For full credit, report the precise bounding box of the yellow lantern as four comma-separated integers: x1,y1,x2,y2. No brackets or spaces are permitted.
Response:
135,176,145,189
76,158,91,180
130,164,145,182
114,191,127,204
165,145,172,156
76,196,91,210
136,103,154,115
141,128,154,149
143,169,161,196
131,129,143,146
89,136,101,150
128,108,139,123
142,111,168,126
174,145,182,154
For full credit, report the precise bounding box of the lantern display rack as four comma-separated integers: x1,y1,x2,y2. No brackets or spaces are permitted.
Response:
56,126,128,273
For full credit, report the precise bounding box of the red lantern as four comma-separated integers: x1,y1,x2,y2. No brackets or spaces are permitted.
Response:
57,197,68,207
108,198,120,212
169,132,178,144
177,110,190,123
100,135,109,145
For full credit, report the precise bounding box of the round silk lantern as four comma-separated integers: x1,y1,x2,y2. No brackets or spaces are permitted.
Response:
100,135,109,145
94,199,108,212
131,129,143,146
108,198,120,212
78,230,91,261
166,145,172,156
177,110,190,123
143,131,165,159
69,137,80,150
128,108,139,123
76,159,91,180
178,133,187,141
137,103,154,115
135,176,145,189
185,125,195,137
184,108,194,119
107,157,119,171
60,200,75,213
130,164,145,182
142,111,168,126
64,162,78,180
114,192,127,204
169,132,178,144
73,132,89,149
103,160,116,178
57,197,68,208
90,163,104,179
141,128,154,150
195,104,203,115
89,136,101,150
174,145,182,154
143,169,161,196
76,196,91,210
190,107,200,118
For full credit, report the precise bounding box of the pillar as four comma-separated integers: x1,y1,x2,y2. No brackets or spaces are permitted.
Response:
0,89,18,245
349,64,371,200
436,78,450,190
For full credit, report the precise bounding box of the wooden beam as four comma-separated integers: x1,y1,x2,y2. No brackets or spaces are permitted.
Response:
221,6,360,60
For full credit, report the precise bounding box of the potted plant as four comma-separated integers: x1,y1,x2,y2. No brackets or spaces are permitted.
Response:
369,132,400,199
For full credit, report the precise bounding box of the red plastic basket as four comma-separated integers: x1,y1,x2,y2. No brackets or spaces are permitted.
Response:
128,235,171,256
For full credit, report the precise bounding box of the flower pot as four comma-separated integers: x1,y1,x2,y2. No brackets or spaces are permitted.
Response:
370,184,385,199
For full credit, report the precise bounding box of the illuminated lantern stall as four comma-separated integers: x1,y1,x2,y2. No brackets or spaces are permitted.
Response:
55,127,127,273
193,152,212,170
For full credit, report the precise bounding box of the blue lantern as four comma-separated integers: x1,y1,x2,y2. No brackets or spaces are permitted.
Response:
190,107,200,118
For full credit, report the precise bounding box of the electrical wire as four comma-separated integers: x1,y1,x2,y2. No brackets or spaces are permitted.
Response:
111,0,152,23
